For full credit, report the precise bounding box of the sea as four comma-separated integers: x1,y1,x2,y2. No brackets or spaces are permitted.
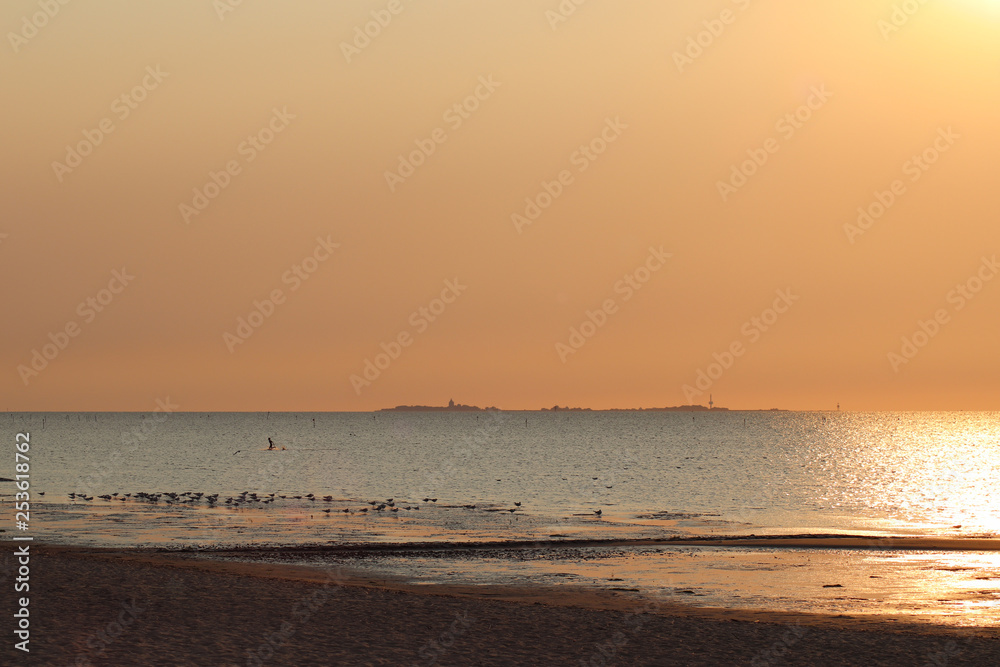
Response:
5,410,1000,626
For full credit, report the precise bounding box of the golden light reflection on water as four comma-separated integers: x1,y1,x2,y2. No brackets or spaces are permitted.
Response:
799,412,1000,535
297,546,1000,628
889,550,1000,621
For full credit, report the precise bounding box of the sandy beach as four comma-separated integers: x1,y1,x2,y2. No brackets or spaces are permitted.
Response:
4,543,999,666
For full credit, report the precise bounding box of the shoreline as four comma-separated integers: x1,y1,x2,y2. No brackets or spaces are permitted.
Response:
122,533,1000,554
8,542,1000,637
6,543,1000,665
14,409,1000,412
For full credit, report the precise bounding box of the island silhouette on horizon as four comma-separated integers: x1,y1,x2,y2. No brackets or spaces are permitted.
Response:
379,399,739,412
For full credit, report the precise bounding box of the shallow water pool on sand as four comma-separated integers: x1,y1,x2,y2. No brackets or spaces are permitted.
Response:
205,545,1000,628
17,500,1000,628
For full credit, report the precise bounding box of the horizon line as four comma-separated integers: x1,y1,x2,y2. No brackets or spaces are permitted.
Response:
5,407,1000,414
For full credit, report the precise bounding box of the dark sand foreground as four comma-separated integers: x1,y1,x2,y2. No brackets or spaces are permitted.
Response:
2,544,999,666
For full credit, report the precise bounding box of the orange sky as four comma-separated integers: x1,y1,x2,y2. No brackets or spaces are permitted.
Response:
3,1,1000,412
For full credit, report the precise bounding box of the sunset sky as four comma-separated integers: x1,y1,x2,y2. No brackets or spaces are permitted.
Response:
3,0,999,412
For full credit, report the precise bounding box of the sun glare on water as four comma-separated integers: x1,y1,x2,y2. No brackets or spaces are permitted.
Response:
816,413,1000,536
896,413,1000,535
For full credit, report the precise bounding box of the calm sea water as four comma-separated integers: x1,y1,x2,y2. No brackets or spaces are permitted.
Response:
7,410,1000,547
9,410,1000,625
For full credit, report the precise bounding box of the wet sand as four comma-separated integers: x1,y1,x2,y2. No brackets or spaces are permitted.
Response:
3,544,1000,666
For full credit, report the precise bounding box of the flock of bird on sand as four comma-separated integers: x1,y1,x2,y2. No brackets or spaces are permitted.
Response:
62,491,574,515
64,491,605,517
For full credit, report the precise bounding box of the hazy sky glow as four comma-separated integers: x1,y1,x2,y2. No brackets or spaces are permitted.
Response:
3,1,1000,411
